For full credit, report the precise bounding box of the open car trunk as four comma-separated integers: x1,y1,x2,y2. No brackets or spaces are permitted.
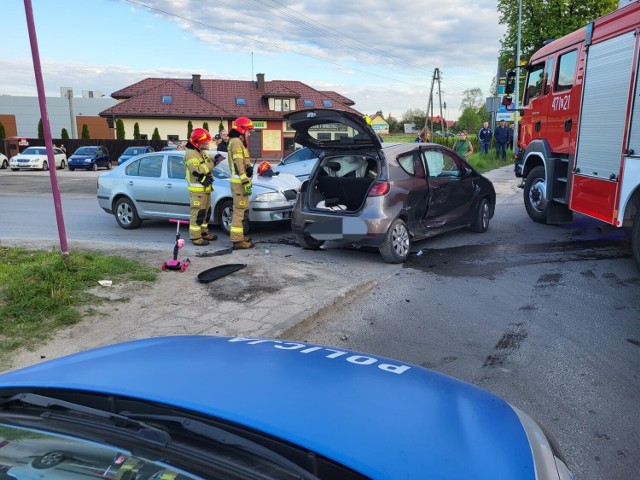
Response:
307,154,380,212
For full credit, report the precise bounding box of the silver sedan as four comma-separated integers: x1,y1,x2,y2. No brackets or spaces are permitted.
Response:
97,151,300,233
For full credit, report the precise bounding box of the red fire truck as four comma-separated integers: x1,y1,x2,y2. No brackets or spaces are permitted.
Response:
505,0,640,269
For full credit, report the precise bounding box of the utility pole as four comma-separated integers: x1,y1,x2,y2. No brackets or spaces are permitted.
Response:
427,68,446,135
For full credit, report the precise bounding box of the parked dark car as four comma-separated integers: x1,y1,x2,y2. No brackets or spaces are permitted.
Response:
0,336,575,480
117,146,155,165
68,146,111,171
286,109,496,263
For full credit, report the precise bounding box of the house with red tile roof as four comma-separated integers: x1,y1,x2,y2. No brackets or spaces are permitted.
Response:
100,73,361,159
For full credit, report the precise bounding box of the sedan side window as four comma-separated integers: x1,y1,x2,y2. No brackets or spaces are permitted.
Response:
168,155,186,179
138,155,163,177
441,150,462,178
397,151,415,175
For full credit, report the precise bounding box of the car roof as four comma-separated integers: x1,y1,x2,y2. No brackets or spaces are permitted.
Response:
0,336,534,479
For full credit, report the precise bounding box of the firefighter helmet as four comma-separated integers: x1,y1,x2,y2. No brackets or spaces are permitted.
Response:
190,127,212,148
232,117,255,135
257,161,272,175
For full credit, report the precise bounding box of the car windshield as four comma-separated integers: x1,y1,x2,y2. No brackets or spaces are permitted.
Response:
21,148,45,155
124,147,146,155
75,147,97,155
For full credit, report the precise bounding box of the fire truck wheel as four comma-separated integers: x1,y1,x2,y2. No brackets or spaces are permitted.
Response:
523,166,548,224
632,215,640,272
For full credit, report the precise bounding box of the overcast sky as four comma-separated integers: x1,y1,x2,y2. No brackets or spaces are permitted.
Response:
2,0,505,120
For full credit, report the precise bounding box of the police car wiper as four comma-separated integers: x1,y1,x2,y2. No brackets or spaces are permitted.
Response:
121,412,320,480
0,393,171,445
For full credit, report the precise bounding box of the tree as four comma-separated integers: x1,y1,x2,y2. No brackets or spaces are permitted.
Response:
133,122,141,140
38,119,43,139
61,128,69,140
218,120,224,133
0,122,5,140
399,108,426,130
203,121,209,131
152,128,161,140
498,0,618,67
81,124,90,139
460,88,484,112
384,114,401,134
187,121,193,139
457,107,481,135
115,119,125,140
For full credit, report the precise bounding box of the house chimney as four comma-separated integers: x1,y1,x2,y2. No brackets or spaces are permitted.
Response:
256,73,265,91
192,74,202,94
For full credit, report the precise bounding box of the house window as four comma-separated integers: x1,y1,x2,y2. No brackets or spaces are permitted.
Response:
283,99,290,112
167,135,179,142
140,134,148,140
162,95,172,104
303,99,313,107
322,100,333,108
236,98,246,106
317,133,331,140
274,99,282,112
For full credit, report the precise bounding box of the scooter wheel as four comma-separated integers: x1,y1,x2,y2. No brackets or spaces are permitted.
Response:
161,261,167,271
181,262,188,272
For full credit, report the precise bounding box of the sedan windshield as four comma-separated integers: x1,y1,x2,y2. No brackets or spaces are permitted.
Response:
124,147,146,155
21,148,45,155
75,147,97,155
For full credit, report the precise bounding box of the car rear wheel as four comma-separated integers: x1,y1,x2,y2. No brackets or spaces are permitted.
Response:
106,161,112,170
11,168,19,171
218,199,233,235
114,197,142,229
379,218,411,263
33,451,67,469
69,167,75,171
295,231,325,250
92,162,98,171
1,159,7,169
59,160,66,170
42,161,48,171
470,198,490,233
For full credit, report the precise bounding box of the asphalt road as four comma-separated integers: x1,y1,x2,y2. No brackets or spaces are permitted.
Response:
1,166,638,480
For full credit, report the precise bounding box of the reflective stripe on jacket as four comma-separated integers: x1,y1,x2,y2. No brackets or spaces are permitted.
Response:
185,148,213,192
228,137,251,185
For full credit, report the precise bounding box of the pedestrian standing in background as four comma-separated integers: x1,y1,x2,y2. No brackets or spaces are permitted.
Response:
453,131,473,158
414,127,431,142
507,123,515,151
217,130,229,152
184,127,217,246
478,122,492,154
227,117,255,250
494,119,509,161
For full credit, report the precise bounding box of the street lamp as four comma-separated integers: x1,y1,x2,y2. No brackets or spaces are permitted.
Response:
513,0,522,152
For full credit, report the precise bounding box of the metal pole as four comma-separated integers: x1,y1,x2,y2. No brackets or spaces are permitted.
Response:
24,0,69,260
513,0,522,153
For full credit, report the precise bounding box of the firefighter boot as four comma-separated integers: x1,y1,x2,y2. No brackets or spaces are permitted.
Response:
232,240,254,250
202,232,218,241
192,238,210,246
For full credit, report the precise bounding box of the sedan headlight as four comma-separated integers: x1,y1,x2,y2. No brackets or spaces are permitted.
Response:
253,191,286,202
84,159,92,164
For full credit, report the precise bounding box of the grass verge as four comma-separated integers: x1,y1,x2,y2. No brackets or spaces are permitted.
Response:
0,246,157,367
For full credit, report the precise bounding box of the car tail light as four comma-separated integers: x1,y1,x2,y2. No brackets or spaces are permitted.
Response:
368,181,390,197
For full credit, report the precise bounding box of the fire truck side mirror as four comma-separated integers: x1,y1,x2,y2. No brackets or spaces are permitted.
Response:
502,96,513,106
505,70,516,95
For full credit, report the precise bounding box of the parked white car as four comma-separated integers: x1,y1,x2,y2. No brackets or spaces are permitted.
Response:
0,152,8,169
9,146,67,171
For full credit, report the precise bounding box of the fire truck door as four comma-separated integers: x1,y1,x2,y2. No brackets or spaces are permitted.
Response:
571,31,637,223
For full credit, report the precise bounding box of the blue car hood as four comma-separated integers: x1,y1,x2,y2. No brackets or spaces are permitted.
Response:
69,154,95,160
0,336,535,479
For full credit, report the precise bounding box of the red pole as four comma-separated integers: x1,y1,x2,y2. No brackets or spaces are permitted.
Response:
23,0,70,260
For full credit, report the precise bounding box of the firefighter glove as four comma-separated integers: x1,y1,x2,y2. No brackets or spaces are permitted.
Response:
200,174,213,187
243,182,252,195
245,165,254,178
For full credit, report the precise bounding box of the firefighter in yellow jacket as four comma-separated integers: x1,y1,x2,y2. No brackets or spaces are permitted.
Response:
227,116,255,250
184,127,217,246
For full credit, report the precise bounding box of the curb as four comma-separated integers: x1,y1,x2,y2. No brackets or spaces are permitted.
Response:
274,279,379,340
